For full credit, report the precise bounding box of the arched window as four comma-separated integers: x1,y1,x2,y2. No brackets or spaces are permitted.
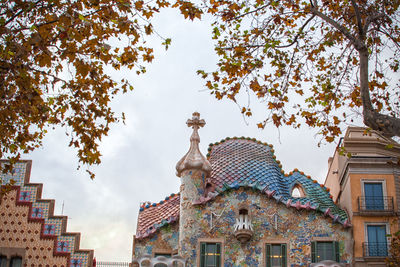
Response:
291,184,306,198
239,208,248,216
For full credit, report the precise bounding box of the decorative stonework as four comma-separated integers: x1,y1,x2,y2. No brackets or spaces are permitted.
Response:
176,112,211,177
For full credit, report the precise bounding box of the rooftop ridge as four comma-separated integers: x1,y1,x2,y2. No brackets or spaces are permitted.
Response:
207,137,332,195
139,192,180,212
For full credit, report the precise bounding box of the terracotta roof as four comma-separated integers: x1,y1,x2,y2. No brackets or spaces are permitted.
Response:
135,137,350,239
135,193,180,239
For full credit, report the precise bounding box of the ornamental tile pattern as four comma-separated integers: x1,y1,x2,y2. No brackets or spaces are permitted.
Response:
31,202,50,219
0,162,27,185
0,160,93,266
135,138,350,240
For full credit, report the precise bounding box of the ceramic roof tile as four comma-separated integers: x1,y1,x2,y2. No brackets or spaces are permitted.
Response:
135,137,349,240
206,138,348,221
135,193,180,239
208,139,288,195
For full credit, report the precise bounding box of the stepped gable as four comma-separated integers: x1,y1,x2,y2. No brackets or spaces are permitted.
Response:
0,160,94,267
135,193,180,239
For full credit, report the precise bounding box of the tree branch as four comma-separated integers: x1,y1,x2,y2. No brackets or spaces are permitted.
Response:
363,12,386,34
350,0,364,37
276,14,315,48
227,4,269,21
310,5,365,50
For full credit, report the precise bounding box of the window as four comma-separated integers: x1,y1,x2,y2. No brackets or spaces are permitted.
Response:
200,242,221,267
366,225,388,256
311,241,339,263
266,243,286,267
154,253,171,267
364,182,384,210
0,256,6,267
291,184,305,198
10,257,22,267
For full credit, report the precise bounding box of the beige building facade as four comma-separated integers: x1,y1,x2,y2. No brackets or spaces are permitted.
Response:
325,127,400,267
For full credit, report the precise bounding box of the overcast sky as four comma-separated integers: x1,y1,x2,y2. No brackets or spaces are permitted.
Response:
25,8,357,262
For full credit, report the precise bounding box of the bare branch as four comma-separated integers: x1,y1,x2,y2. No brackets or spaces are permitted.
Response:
310,6,364,50
350,0,364,37
276,14,316,48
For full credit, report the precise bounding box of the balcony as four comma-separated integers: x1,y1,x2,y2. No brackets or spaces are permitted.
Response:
357,196,394,215
362,242,390,257
233,214,253,244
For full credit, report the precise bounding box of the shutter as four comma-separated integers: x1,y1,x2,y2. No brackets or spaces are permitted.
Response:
281,244,287,267
334,241,340,263
311,241,316,263
216,243,221,267
200,243,206,267
266,244,271,267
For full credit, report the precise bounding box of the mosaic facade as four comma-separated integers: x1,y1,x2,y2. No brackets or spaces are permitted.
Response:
0,160,93,266
133,113,354,266
134,222,179,256
178,186,352,266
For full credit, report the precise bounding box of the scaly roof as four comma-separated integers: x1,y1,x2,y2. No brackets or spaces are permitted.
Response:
135,193,180,239
135,137,350,239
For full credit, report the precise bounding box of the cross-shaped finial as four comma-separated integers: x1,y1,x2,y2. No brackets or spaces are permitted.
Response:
186,112,205,129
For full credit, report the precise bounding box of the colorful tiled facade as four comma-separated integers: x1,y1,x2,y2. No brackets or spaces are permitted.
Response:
0,160,94,267
132,113,353,266
325,127,400,267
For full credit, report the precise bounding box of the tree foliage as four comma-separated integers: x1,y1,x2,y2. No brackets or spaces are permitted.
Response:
0,0,172,177
196,0,400,140
387,230,400,266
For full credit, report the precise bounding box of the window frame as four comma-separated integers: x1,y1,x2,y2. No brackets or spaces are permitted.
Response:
10,256,22,267
290,183,306,198
364,222,390,257
265,243,287,267
197,238,224,267
361,179,387,210
153,250,174,267
311,240,340,263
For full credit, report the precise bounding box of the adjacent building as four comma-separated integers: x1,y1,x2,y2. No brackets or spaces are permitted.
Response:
0,160,93,267
325,127,400,267
132,113,353,266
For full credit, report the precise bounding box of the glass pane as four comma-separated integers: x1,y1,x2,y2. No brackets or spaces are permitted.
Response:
201,243,221,267
367,225,387,256
364,183,384,210
0,256,7,267
317,242,334,261
271,244,282,267
154,253,171,258
10,257,22,267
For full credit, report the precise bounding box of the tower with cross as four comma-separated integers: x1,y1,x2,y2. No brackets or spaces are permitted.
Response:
176,112,212,261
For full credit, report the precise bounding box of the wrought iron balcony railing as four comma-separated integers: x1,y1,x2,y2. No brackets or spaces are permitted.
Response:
357,196,394,213
362,242,390,257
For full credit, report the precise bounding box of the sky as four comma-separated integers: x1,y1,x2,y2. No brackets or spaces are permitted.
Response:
24,8,354,262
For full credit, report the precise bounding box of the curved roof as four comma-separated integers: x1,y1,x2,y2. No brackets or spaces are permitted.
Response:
208,138,288,196
204,138,347,220
135,193,180,239
135,137,350,239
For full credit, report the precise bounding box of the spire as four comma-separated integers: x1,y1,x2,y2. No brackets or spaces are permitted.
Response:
176,112,212,177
